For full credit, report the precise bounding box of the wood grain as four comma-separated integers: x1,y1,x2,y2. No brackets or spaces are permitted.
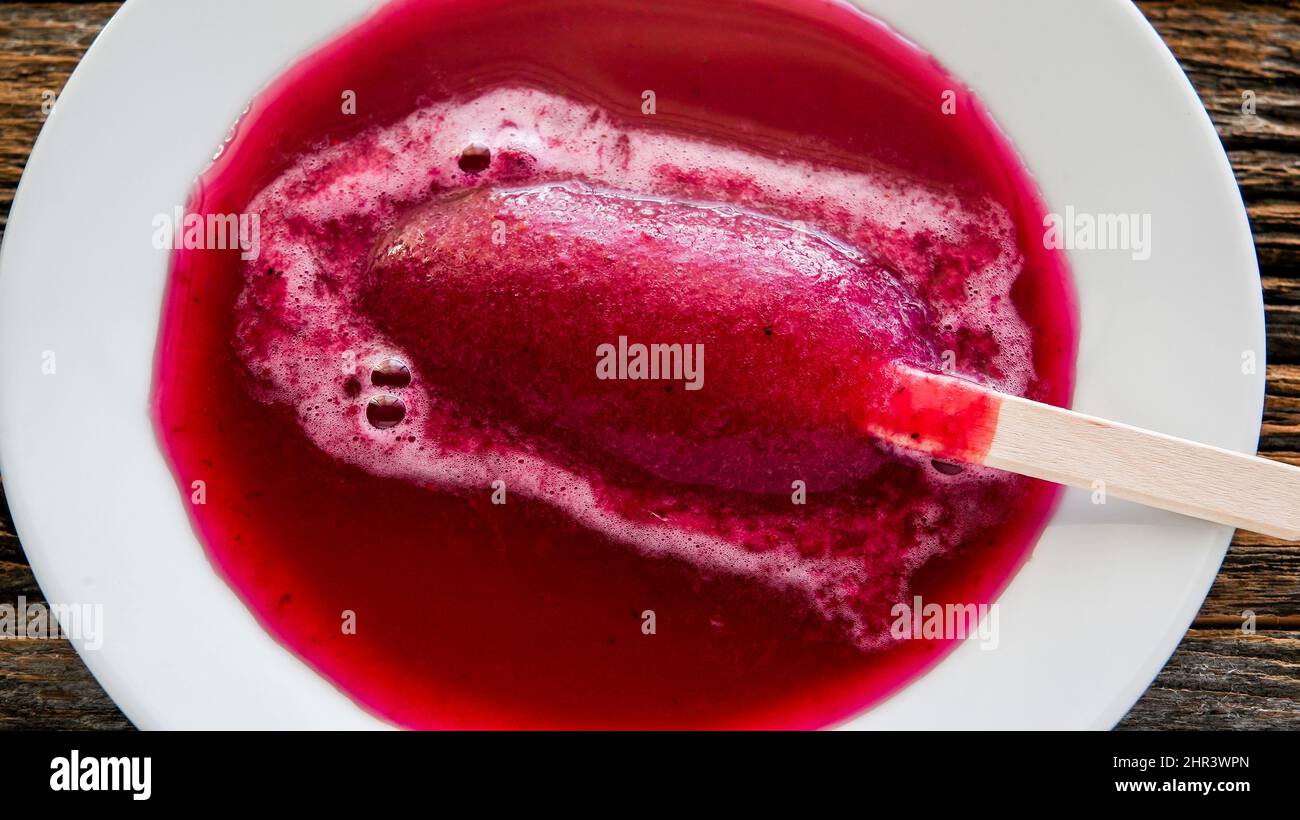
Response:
1118,630,1300,730
0,0,1297,730
986,386,1300,540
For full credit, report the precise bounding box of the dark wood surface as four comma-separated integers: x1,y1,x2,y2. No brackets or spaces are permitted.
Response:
0,0,1297,730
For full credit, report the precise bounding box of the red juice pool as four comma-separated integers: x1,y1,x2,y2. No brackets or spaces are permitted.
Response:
154,0,1077,729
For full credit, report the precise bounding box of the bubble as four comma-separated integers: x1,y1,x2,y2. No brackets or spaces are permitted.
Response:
930,459,963,475
371,357,412,387
458,143,492,173
366,395,406,429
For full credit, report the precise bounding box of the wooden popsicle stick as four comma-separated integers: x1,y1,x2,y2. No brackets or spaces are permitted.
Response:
874,367,1300,541
985,393,1300,540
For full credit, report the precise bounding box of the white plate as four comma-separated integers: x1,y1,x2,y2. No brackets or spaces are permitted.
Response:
0,0,1262,729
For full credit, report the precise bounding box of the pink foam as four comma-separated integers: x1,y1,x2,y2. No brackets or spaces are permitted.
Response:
232,87,1038,645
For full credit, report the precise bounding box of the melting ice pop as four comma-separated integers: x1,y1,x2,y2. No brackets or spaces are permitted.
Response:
365,183,1300,540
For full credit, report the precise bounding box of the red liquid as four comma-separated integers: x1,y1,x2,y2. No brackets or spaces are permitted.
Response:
155,0,1077,729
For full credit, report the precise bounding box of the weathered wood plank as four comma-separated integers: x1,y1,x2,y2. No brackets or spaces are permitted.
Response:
0,640,133,730
1117,630,1300,730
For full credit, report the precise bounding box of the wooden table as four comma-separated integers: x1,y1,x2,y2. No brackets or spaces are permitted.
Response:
1,1,1296,730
